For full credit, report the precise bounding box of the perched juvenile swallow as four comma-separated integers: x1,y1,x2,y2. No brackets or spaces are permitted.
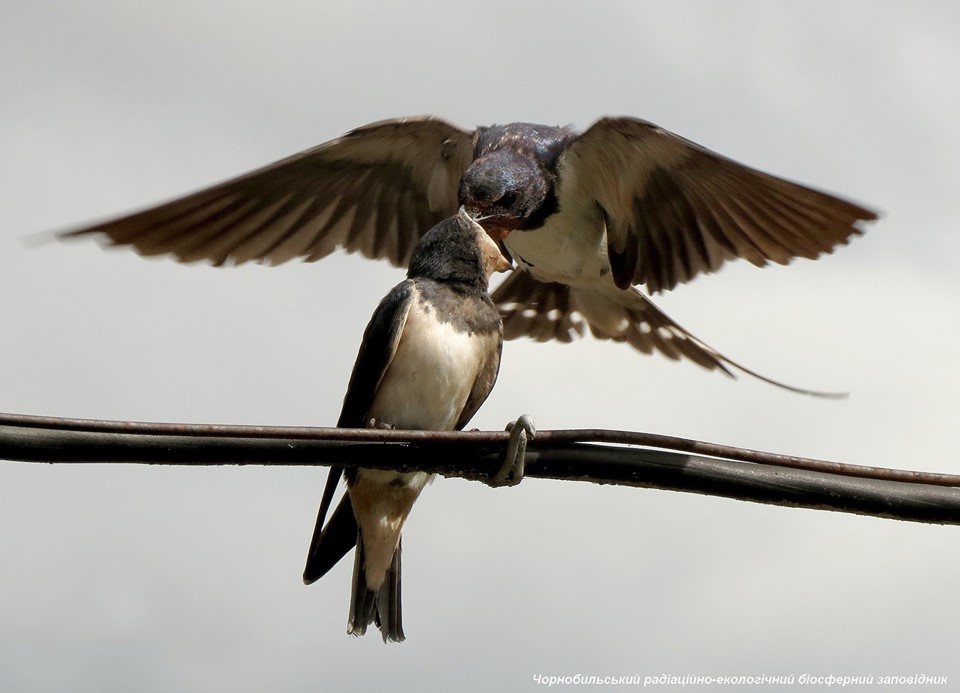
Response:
62,116,877,391
303,208,509,642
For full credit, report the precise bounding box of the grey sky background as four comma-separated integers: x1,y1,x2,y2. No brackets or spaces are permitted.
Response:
2,1,959,690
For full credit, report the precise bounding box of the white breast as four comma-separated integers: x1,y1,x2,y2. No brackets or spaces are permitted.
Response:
367,298,494,431
503,174,610,287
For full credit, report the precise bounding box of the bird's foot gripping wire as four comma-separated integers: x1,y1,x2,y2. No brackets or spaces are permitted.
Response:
489,415,535,487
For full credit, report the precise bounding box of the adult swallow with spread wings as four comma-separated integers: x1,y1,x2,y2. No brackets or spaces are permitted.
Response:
64,116,877,391
303,209,509,642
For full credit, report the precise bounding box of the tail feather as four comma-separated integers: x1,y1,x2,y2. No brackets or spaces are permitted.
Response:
348,538,378,637
348,539,405,643
571,284,848,398
493,271,846,397
375,544,403,642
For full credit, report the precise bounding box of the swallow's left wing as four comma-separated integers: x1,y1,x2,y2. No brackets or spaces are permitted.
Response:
562,117,878,293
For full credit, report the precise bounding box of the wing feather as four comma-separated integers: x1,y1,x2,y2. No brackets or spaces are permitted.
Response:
62,117,477,268
337,280,416,428
562,117,877,293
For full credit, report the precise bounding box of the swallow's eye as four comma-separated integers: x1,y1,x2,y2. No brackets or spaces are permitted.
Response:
498,192,517,209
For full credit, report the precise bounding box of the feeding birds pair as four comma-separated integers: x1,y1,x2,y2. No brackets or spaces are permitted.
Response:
62,115,877,640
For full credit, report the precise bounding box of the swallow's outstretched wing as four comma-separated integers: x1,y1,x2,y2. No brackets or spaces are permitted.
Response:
64,118,475,268
560,117,877,293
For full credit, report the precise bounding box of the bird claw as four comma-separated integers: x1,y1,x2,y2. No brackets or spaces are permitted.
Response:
490,415,535,487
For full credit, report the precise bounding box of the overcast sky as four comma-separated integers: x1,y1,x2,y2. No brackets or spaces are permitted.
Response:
2,1,959,691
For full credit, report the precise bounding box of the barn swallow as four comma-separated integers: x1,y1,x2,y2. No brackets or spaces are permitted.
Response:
302,208,508,642
62,116,877,392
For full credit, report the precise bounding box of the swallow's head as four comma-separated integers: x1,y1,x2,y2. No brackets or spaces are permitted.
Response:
408,208,510,288
458,150,548,239
458,123,576,239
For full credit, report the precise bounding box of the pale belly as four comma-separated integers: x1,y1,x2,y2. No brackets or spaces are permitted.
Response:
367,302,493,431
503,193,610,287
